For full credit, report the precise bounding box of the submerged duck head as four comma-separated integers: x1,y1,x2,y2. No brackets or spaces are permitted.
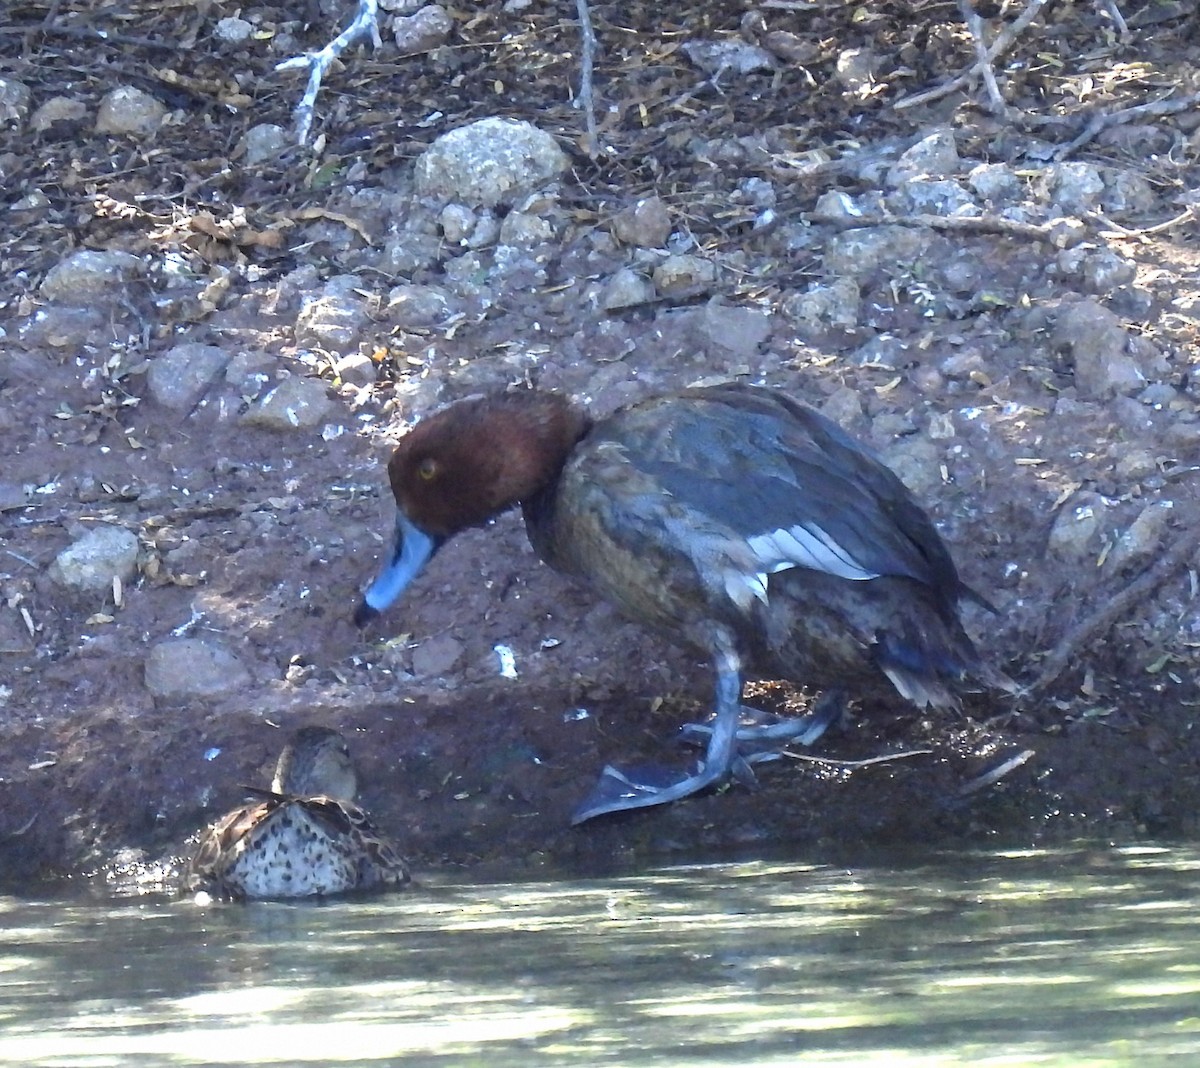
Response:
185,725,410,900
355,391,588,625
272,725,358,800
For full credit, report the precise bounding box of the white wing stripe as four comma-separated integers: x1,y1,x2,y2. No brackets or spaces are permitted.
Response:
747,525,879,582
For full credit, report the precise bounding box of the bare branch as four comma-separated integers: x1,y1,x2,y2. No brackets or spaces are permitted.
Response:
958,0,1008,116
276,0,382,145
1054,91,1200,160
574,0,600,157
896,0,1052,111
1030,526,1200,695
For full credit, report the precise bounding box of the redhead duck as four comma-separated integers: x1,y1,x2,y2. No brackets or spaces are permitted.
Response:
355,382,1012,823
185,726,410,900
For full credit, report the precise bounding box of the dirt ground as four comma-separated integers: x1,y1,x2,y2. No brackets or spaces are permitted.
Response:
2,0,1200,894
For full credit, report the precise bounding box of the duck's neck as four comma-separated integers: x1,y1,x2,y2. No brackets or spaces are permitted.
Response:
504,393,591,506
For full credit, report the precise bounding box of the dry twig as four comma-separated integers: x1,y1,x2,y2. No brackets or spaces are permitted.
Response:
896,0,1051,111
957,749,1036,797
1089,205,1199,241
1097,0,1131,39
1030,526,1200,694
574,0,600,156
958,0,1008,116
276,0,382,145
1053,91,1200,159
782,748,933,768
807,209,1084,246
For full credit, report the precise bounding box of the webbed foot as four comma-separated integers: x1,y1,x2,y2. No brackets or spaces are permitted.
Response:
678,690,843,766
570,759,730,824
570,692,842,824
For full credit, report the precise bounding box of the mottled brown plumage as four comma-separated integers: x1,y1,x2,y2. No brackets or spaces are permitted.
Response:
185,727,410,900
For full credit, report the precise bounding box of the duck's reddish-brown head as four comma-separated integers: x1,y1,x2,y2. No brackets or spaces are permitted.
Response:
355,391,588,626
388,392,587,536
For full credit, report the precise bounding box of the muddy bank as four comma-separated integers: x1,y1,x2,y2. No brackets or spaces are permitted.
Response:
2,0,1199,890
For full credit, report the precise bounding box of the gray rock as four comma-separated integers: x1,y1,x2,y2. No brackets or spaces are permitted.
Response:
147,343,230,410
224,350,276,392
144,638,252,700
879,436,942,497
240,123,289,165
854,334,911,369
0,482,29,512
966,163,1022,204
0,77,31,127
697,300,772,357
1047,218,1088,249
387,283,458,327
215,16,253,43
1082,249,1137,293
889,178,977,217
1139,383,1179,409
19,305,107,348
1165,417,1200,448
927,410,956,440
611,196,672,248
0,610,33,654
814,190,866,220
242,375,333,430
30,95,87,133
820,386,865,429
601,268,654,310
1053,300,1143,399
49,525,139,593
937,251,986,295
887,130,959,187
410,633,464,677
762,30,815,64
1038,162,1105,213
1099,168,1156,213
1114,448,1158,483
393,4,453,55
1112,394,1154,434
414,118,569,208
95,85,167,137
823,226,934,282
332,352,378,387
834,48,877,95
439,203,476,243
40,250,144,302
295,285,371,350
781,278,860,337
499,210,554,248
382,229,444,275
1047,493,1108,561
683,40,775,77
463,210,501,249
652,254,716,298
1105,501,1175,574
736,177,776,208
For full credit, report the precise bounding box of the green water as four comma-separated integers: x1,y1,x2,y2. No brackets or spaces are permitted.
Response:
2,846,1199,1066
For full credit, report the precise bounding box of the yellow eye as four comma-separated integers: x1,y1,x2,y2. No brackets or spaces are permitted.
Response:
417,457,438,481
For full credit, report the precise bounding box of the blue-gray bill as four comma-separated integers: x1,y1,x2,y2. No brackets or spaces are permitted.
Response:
355,511,441,627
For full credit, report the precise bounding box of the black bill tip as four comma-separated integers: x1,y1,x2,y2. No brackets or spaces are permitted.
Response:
352,599,380,629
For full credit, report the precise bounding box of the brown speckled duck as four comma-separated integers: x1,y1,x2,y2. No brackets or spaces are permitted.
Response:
185,726,410,900
355,382,1013,822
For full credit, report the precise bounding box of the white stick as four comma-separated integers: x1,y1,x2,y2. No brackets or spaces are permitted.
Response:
276,0,382,145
